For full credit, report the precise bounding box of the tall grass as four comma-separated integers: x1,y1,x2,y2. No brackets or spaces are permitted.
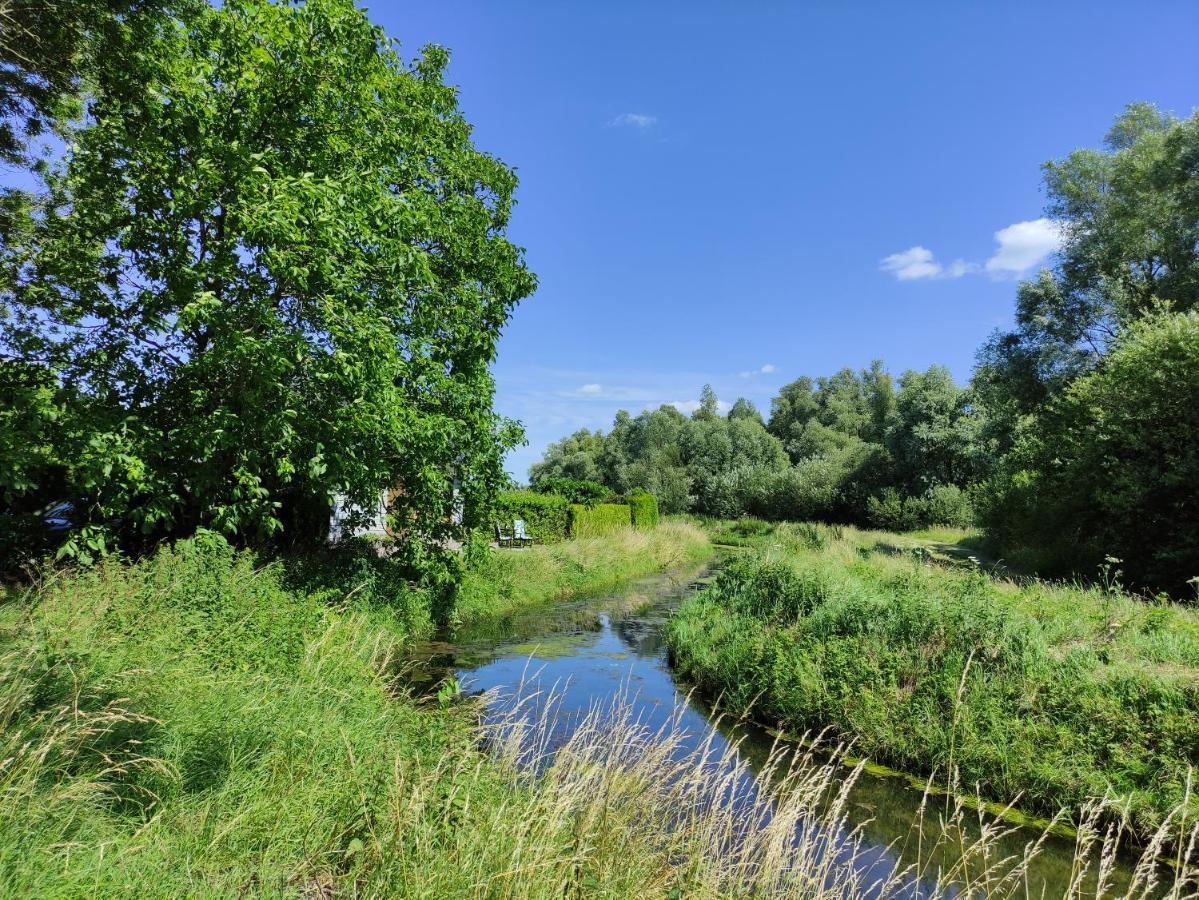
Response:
454,520,711,626
668,522,1199,839
2,526,1197,895
0,523,709,895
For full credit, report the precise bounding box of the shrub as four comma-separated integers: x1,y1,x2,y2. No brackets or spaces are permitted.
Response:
534,477,610,506
495,491,569,543
628,490,659,529
569,503,632,538
923,483,974,528
760,457,844,521
867,485,974,531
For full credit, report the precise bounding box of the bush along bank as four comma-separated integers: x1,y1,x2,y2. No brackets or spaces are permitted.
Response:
666,522,1199,838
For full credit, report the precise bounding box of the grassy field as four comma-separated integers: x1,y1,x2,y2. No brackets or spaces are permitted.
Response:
454,519,710,626
4,520,1196,895
0,523,713,896
668,521,1199,838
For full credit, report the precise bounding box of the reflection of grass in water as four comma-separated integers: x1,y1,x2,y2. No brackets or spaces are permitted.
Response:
455,521,712,626
462,685,1196,898
405,558,719,689
451,557,714,648
502,634,598,659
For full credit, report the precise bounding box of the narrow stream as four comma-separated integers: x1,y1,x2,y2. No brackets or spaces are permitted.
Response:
408,556,1142,897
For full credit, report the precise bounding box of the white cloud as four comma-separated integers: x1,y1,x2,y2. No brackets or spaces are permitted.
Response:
578,383,603,395
881,217,1064,283
879,246,945,280
607,112,658,128
985,218,1064,276
739,363,778,378
945,259,980,278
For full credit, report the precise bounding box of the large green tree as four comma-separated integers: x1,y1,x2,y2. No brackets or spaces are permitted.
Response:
976,104,1199,448
980,311,1199,593
1,0,534,562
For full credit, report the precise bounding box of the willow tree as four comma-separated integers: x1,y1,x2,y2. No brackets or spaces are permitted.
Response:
1,0,534,563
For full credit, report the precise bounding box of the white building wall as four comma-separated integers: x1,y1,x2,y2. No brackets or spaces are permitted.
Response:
328,492,388,543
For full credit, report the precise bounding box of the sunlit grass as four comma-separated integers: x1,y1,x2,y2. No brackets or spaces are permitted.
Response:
454,520,711,626
668,522,1199,839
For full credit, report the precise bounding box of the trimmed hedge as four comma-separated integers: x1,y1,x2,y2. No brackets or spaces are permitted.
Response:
496,491,569,543
628,490,659,529
569,503,632,538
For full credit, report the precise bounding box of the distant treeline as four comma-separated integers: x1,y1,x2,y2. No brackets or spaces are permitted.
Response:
530,104,1199,596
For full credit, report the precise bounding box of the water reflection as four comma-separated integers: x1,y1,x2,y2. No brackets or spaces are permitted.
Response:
407,560,1142,897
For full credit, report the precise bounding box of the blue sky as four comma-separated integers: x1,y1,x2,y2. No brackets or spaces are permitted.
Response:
383,2,1199,480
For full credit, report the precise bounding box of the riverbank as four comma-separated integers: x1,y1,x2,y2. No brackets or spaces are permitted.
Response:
667,521,1199,839
454,519,711,627
5,524,1196,895
0,524,710,895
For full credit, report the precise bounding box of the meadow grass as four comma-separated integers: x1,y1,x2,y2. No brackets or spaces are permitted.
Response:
668,522,1199,840
453,519,711,626
0,523,709,896
1,523,1197,895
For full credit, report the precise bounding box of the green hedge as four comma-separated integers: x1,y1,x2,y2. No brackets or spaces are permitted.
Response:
496,491,569,543
568,503,632,538
628,490,659,529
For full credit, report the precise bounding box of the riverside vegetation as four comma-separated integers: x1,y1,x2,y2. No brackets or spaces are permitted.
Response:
5,524,1199,897
0,522,710,895
2,0,1198,895
668,521,1199,841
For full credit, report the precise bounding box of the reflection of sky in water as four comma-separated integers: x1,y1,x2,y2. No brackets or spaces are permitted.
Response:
459,611,929,896
439,569,1139,899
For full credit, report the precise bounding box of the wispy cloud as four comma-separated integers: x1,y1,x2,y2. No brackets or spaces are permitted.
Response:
881,217,1064,282
738,363,778,378
607,112,658,129
879,246,976,281
578,383,603,395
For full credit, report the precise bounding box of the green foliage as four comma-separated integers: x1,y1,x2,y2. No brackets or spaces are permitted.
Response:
569,503,633,538
0,0,181,167
495,491,569,543
668,525,1199,836
980,310,1199,593
534,477,610,506
867,484,974,532
975,105,1199,450
528,429,607,486
531,365,977,529
628,490,660,529
0,0,534,565
768,361,895,458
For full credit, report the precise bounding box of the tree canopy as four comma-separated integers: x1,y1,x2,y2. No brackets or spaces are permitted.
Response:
1,0,534,564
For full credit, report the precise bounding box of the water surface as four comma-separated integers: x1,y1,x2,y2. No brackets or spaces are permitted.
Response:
409,557,1143,897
